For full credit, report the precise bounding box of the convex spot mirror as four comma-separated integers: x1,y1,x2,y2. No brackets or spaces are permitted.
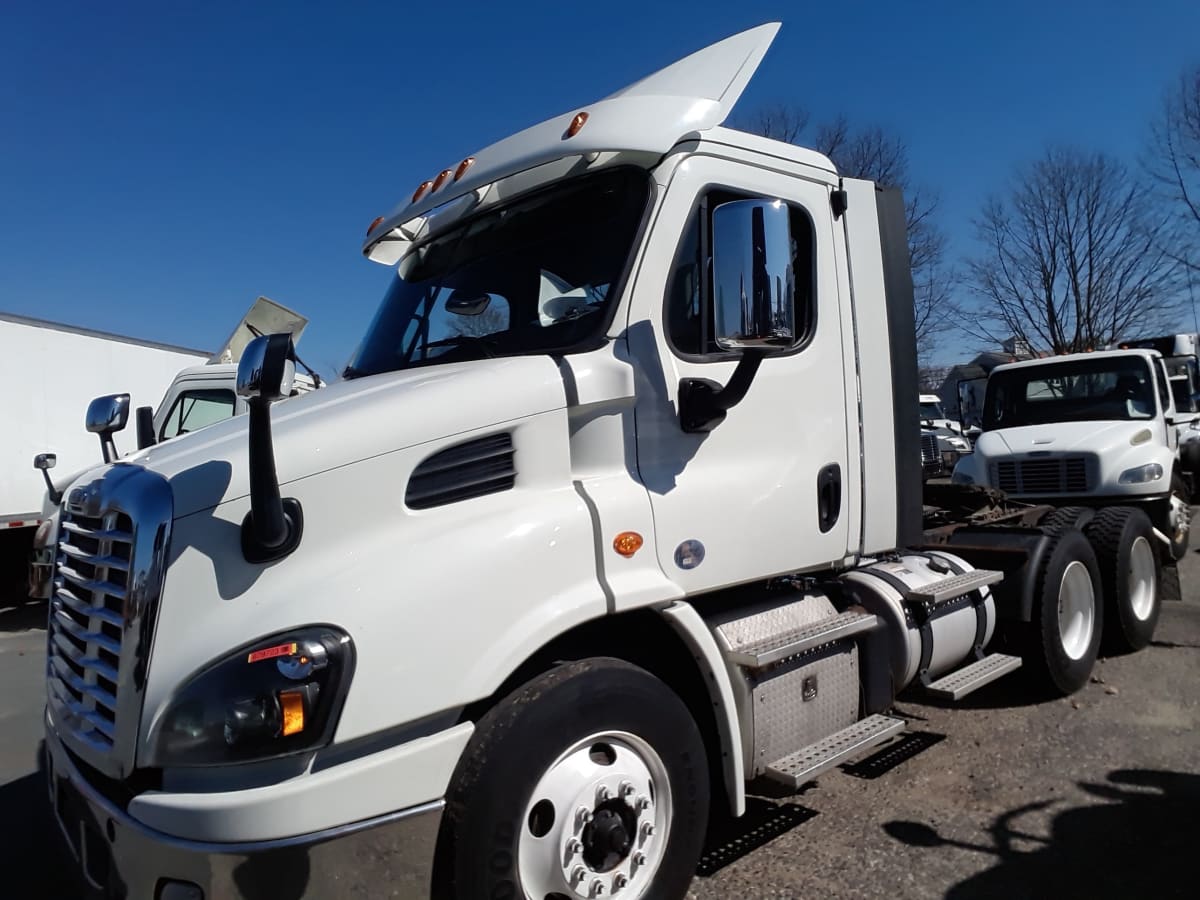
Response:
711,198,796,352
238,333,296,403
86,393,130,435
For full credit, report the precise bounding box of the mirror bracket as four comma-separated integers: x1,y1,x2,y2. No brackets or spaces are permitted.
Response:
679,350,766,433
33,453,61,505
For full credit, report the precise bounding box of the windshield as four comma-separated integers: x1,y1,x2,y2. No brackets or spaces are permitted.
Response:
919,401,945,420
983,356,1158,430
346,168,649,378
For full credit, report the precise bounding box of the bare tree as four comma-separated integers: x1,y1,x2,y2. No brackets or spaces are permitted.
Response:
741,106,954,360
969,148,1182,354
1146,63,1200,273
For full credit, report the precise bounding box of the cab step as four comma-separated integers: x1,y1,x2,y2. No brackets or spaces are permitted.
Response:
904,569,1004,604
924,653,1022,700
763,714,906,788
725,611,880,669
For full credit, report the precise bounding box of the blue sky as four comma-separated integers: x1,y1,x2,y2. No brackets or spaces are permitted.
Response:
3,0,1199,373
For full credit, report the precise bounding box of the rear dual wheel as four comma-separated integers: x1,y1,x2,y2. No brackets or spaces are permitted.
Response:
1085,507,1162,652
1024,528,1103,695
434,658,709,900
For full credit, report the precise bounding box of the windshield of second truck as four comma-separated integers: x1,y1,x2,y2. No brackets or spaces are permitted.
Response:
983,356,1158,430
919,402,945,420
345,167,649,378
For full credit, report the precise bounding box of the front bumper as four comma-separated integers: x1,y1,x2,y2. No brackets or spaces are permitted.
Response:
46,720,442,900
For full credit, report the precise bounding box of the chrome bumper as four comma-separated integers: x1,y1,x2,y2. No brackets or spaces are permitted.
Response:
45,721,442,899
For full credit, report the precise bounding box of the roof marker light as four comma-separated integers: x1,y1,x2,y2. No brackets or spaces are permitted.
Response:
412,180,433,203
431,168,454,192
366,215,385,236
565,111,588,139
454,157,475,181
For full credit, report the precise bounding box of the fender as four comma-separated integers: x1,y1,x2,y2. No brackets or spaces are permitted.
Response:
658,601,745,817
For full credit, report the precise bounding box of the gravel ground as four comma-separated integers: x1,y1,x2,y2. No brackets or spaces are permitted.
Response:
1,539,1197,899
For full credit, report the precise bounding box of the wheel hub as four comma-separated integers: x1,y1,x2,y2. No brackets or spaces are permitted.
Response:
516,733,670,900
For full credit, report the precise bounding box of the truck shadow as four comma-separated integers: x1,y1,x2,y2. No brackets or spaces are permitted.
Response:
0,744,83,899
883,768,1198,898
696,797,818,876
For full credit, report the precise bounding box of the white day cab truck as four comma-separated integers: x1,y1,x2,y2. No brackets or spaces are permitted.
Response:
26,298,316,599
41,25,1175,900
0,313,207,600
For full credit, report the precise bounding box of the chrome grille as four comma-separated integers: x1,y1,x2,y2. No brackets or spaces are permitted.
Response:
920,433,941,475
992,456,1093,494
44,466,173,780
47,510,133,751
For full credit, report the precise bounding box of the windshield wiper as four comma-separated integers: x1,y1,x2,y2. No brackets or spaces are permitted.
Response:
424,335,500,358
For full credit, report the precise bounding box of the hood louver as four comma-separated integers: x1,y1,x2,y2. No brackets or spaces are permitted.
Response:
406,433,516,509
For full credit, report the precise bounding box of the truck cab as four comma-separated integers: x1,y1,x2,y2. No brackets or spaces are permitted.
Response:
952,348,1191,557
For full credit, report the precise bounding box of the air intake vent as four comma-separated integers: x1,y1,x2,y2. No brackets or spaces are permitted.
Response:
406,433,516,509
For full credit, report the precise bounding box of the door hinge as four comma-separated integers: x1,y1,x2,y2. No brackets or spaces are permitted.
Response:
830,186,848,219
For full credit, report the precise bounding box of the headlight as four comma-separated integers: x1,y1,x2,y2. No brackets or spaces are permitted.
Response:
952,469,975,485
947,438,970,450
145,626,354,767
1118,463,1164,484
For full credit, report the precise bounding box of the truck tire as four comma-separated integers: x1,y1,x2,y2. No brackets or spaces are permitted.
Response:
1167,472,1190,561
433,658,709,900
1023,528,1103,695
1037,506,1093,537
1085,507,1161,652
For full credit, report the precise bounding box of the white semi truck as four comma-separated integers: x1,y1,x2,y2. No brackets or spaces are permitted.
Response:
0,313,207,597
41,25,1172,899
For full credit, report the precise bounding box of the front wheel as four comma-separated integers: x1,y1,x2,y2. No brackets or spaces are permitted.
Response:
1167,473,1190,561
433,658,710,900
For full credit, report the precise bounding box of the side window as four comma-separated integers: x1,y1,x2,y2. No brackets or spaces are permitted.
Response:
665,190,816,358
160,389,236,441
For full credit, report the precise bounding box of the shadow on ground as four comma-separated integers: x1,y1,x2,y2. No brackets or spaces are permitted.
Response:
0,743,82,899
884,768,1198,898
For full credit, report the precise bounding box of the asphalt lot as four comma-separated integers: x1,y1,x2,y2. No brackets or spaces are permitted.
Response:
2,542,1197,899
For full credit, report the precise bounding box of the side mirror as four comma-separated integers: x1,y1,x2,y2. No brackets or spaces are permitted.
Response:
678,198,794,433
445,290,493,317
85,393,130,463
135,405,157,450
237,334,303,563
33,453,61,505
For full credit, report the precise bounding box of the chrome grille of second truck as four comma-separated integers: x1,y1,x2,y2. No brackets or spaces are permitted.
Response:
47,508,133,752
993,457,1091,494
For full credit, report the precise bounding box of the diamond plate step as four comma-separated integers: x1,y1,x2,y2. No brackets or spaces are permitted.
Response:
725,611,880,669
924,653,1022,700
763,714,906,788
905,569,1004,604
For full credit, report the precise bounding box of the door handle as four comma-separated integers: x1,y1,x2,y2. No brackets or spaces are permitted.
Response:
817,463,841,534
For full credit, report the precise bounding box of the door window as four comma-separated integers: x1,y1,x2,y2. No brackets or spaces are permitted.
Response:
160,389,236,440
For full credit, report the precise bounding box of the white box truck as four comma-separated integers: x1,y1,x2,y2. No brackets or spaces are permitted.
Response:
39,25,1175,899
0,313,207,596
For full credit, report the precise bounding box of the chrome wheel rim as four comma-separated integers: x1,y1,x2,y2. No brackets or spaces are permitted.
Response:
1127,536,1157,621
1169,492,1190,545
1058,560,1095,661
517,731,671,900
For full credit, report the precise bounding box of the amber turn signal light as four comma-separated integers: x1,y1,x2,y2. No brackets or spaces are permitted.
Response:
613,531,643,558
279,690,306,736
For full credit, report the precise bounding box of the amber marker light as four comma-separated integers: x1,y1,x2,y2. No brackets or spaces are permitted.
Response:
366,215,385,236
454,157,475,181
613,531,643,558
279,690,306,736
431,168,454,192
565,111,589,138
412,180,433,203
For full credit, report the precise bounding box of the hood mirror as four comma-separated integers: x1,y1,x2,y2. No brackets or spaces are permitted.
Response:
33,452,61,505
85,393,131,463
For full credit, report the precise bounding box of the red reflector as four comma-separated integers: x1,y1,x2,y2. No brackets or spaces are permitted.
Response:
247,642,297,664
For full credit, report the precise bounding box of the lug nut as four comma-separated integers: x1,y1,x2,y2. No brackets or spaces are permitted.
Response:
597,785,611,802
619,780,636,798
590,877,606,896
640,822,655,839
578,806,593,825
635,795,651,812
566,837,582,857
633,851,647,867
571,865,586,883
614,873,629,889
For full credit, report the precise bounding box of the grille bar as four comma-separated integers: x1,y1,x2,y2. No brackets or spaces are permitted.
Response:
52,586,123,627
992,456,1093,494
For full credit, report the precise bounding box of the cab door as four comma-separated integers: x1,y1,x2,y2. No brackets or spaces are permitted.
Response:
627,155,852,592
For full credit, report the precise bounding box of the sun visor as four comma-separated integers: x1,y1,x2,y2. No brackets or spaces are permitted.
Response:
210,296,308,365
